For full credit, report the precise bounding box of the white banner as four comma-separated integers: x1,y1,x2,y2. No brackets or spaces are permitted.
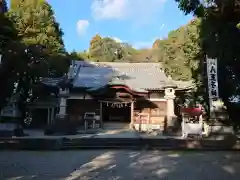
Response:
207,58,219,99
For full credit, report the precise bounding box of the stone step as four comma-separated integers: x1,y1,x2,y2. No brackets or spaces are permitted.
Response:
0,137,239,150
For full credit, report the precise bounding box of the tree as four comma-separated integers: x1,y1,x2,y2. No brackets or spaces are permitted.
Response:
154,24,194,81
0,0,18,53
152,39,162,49
175,0,240,126
0,0,20,110
9,0,67,75
89,35,125,62
120,43,138,56
10,0,65,53
1,41,58,124
69,50,86,61
102,37,122,61
89,34,103,61
0,0,70,123
182,19,202,80
78,51,89,60
175,0,240,94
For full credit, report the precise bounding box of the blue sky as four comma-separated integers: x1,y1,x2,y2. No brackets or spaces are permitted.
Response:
9,0,193,52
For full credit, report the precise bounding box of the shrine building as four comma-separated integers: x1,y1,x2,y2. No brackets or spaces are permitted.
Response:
38,61,193,131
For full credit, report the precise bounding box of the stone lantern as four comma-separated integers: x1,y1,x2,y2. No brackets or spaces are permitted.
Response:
0,94,23,137
1,95,22,119
164,81,178,131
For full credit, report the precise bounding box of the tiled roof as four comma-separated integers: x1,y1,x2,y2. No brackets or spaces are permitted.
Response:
40,61,193,92
99,62,173,91
70,61,192,92
71,61,113,90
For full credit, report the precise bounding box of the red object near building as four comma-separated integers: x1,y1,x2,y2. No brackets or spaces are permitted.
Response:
181,107,202,116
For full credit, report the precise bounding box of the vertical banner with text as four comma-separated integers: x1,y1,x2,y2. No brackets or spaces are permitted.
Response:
207,58,219,99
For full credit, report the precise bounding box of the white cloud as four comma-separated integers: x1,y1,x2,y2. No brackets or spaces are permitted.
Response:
91,0,127,20
76,20,89,36
91,0,166,24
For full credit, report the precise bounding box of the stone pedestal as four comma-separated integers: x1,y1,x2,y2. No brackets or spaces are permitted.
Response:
44,88,72,135
206,100,234,138
56,98,67,120
56,88,69,120
0,101,24,137
164,88,177,130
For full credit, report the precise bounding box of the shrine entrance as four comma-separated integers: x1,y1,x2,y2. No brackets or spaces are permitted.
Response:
101,100,132,123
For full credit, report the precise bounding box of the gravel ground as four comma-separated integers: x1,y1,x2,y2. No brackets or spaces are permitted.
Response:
0,150,239,180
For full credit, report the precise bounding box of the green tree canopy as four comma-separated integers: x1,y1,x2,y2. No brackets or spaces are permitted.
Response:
175,0,240,99
10,0,65,53
9,0,68,76
89,35,125,62
0,0,18,53
0,0,70,120
153,21,201,81
0,0,20,109
175,0,240,126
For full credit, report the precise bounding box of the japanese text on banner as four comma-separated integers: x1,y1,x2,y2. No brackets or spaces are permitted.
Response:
207,58,219,99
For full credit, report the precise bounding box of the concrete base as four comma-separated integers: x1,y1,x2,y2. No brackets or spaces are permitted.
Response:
0,123,16,137
0,123,24,137
55,114,67,120
166,115,180,133
45,115,77,135
204,124,235,141
207,125,234,134
0,135,239,150
133,124,164,132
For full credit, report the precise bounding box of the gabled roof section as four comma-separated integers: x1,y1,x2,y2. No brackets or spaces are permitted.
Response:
71,61,114,90
100,62,170,91
70,61,193,92
40,61,193,92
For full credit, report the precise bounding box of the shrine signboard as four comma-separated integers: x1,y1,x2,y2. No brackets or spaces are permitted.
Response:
207,58,219,99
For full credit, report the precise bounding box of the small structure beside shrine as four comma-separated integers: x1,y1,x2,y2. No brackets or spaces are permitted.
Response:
38,61,193,133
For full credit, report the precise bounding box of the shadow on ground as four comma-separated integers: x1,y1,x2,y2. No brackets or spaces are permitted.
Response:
0,150,239,180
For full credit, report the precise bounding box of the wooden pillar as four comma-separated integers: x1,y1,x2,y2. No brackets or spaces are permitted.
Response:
47,108,50,125
130,101,134,129
51,107,54,125
100,101,103,128
147,107,151,131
